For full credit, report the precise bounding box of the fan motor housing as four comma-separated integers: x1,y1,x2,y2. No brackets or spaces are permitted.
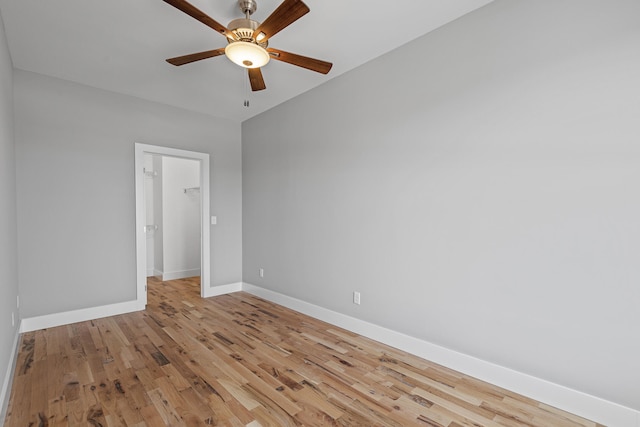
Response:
227,18,268,47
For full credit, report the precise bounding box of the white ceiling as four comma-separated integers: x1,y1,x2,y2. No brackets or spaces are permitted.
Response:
0,0,492,122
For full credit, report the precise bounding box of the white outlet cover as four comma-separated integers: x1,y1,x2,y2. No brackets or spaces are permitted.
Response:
353,292,361,305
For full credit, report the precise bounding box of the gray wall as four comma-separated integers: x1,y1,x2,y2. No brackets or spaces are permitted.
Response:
243,0,640,411
0,9,19,419
15,70,242,318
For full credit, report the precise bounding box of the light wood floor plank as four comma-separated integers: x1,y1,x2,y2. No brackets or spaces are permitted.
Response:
4,277,605,426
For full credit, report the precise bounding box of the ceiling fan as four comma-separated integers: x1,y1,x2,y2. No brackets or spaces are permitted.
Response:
162,0,333,91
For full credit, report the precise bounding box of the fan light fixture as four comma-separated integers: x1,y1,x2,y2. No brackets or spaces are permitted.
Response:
225,41,270,68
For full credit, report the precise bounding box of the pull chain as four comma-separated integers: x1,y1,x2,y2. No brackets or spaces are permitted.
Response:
243,69,250,108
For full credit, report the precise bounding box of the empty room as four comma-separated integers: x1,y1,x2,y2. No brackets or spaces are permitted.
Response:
0,0,638,426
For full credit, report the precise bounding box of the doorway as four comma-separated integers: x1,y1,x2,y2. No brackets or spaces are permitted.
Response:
145,154,201,280
135,143,211,305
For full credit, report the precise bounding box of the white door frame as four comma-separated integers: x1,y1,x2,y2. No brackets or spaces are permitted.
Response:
134,143,211,304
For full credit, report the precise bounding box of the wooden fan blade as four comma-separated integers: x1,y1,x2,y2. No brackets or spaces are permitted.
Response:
163,0,235,40
166,48,226,66
252,0,309,42
267,48,332,74
248,68,266,91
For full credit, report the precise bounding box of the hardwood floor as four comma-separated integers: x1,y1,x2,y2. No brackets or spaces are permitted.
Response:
4,277,604,427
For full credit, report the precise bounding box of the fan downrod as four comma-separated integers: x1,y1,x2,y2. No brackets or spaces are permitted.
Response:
238,0,257,16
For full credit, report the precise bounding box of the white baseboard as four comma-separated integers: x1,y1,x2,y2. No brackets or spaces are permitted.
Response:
146,269,154,277
20,300,145,333
203,282,243,298
162,269,201,281
17,278,242,332
0,325,21,423
241,283,639,427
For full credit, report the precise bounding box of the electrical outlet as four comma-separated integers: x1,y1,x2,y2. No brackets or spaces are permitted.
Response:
259,268,264,278
17,295,19,308
11,312,15,327
353,291,361,305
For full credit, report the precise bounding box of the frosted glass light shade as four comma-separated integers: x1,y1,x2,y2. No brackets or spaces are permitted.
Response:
225,41,270,68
